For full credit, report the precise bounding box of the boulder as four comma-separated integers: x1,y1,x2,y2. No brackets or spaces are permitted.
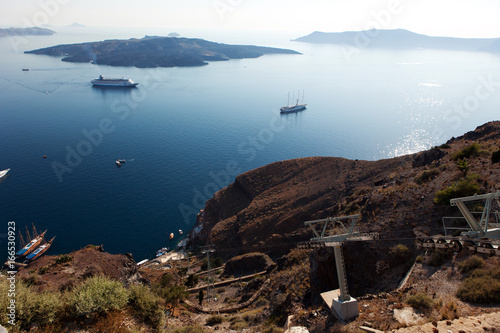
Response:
223,252,274,277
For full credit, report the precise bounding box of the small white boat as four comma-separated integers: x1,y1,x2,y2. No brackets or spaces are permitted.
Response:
156,247,169,257
0,168,10,179
137,259,149,266
179,229,183,235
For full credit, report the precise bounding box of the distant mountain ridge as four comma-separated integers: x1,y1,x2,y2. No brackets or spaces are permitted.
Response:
25,36,300,68
0,27,55,37
294,29,500,52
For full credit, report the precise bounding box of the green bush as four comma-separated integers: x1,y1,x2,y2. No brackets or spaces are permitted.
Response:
434,175,479,205
437,143,451,149
39,266,50,274
469,268,500,279
458,256,485,275
0,279,64,329
389,244,411,265
456,159,471,176
492,149,500,163
56,254,73,264
158,284,188,311
70,275,129,317
405,292,435,310
129,284,165,329
452,143,481,161
206,315,224,326
415,168,440,184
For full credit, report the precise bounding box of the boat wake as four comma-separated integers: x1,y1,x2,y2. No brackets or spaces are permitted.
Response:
0,75,79,95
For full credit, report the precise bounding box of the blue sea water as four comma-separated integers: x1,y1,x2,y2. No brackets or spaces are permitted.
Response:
1,27,499,262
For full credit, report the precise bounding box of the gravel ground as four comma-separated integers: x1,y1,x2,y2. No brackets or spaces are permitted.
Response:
394,311,500,332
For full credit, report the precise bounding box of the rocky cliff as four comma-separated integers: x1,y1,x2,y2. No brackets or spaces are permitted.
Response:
190,122,500,259
16,245,145,291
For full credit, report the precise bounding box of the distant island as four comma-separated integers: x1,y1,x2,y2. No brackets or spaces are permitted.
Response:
64,22,86,28
25,36,301,68
0,27,55,37
294,29,500,52
41,22,86,28
168,32,180,37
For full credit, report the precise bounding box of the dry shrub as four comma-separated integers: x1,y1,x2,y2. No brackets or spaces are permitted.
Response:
457,268,500,304
440,301,458,320
405,292,435,310
452,143,481,161
92,310,129,333
205,315,223,326
458,255,485,275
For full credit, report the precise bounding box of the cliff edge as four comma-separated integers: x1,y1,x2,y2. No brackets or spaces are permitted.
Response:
190,121,500,258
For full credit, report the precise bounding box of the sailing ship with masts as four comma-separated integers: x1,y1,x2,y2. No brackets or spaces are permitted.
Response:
280,90,307,113
14,224,54,262
16,225,47,257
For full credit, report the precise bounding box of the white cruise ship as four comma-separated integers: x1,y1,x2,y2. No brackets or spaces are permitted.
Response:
91,75,139,87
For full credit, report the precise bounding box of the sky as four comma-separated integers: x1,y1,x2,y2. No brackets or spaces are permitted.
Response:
1,0,500,38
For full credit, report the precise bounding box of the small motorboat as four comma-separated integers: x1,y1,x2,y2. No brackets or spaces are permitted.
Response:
169,233,174,240
156,247,169,257
0,168,10,180
116,159,126,167
179,229,183,235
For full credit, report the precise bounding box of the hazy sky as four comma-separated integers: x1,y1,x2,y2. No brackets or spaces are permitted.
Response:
2,0,500,38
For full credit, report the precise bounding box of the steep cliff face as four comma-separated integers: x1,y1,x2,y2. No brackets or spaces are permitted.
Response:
199,157,410,257
190,122,500,259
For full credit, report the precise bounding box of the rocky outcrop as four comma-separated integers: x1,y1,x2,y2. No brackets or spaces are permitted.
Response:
16,245,146,291
411,148,445,167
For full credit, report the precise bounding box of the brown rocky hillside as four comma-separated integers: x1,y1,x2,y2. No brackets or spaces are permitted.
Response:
189,121,500,259
16,245,144,292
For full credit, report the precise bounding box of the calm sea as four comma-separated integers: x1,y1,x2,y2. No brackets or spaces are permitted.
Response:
1,27,499,262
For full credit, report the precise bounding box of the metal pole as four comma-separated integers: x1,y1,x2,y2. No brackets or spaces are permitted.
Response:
333,244,350,302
